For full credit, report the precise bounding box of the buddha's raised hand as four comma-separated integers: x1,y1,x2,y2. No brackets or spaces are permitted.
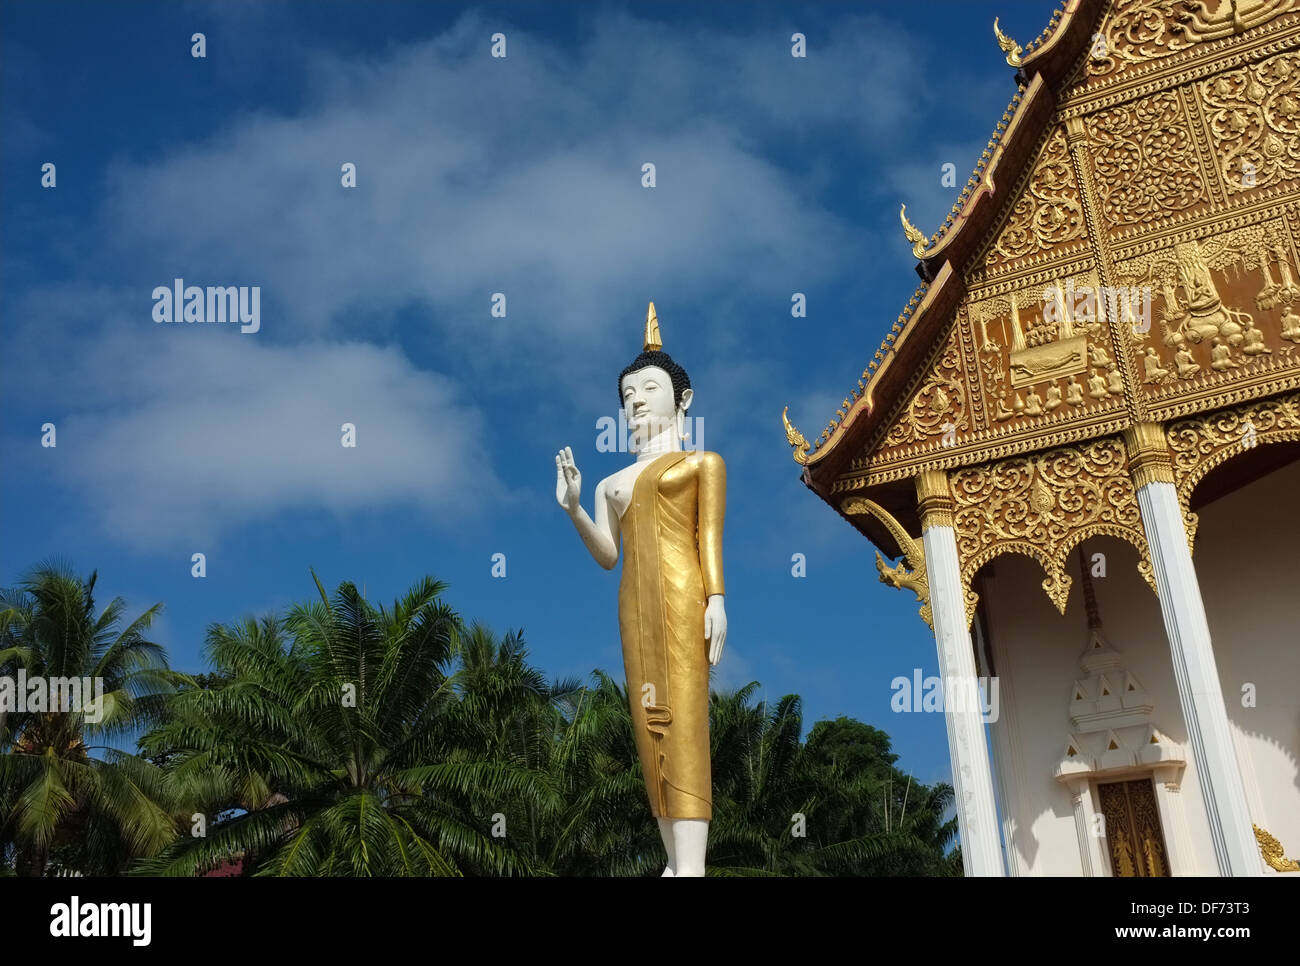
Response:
555,446,581,513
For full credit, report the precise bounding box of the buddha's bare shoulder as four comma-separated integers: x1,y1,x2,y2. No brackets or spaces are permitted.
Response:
596,462,637,492
599,458,655,495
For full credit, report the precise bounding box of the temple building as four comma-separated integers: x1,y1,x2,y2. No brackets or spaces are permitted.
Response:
786,0,1300,876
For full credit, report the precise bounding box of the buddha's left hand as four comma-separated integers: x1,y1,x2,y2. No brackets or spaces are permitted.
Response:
704,594,727,666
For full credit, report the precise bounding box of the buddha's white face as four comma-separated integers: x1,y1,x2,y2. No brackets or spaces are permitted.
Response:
621,365,691,454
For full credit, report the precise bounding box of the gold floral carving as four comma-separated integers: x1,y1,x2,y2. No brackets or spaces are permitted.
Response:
1100,778,1171,877
1087,91,1209,228
1201,50,1300,195
881,333,969,449
986,125,1087,268
1166,391,1300,547
1254,823,1300,871
1087,0,1298,82
951,437,1156,613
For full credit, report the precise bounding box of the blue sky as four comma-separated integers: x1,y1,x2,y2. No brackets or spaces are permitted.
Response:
1,0,1053,788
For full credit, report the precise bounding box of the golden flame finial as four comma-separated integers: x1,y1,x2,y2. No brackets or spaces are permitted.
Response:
644,301,662,352
782,406,811,465
900,204,928,259
993,17,1023,67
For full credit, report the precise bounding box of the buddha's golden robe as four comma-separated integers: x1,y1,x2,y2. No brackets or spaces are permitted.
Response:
618,449,725,821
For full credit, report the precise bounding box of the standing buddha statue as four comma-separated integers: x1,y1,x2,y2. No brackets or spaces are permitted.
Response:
555,303,727,877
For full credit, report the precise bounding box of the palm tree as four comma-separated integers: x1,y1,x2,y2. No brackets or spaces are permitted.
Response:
803,717,961,875
135,572,962,877
706,685,819,875
137,573,543,876
705,684,961,875
541,672,662,875
409,621,578,874
401,625,660,876
0,562,178,876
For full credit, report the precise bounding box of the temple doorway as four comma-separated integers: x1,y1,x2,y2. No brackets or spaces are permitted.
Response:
1098,778,1170,877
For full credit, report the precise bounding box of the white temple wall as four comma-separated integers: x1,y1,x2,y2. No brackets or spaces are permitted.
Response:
980,542,1215,875
1194,456,1300,874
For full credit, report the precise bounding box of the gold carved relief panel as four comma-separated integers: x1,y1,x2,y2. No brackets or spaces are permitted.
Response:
950,436,1155,613
968,269,1126,429
842,271,1137,489
1110,213,1300,417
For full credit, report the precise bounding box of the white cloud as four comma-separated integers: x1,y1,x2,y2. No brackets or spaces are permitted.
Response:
33,317,500,550
87,11,900,356
6,10,944,550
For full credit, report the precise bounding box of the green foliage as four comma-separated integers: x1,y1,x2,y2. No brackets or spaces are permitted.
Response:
135,573,471,877
0,562,182,876
706,688,960,876
806,717,899,781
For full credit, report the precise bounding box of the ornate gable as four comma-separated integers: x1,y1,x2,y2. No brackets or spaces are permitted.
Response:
793,0,1300,502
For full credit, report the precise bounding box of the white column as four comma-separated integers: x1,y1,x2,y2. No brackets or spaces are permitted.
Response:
976,611,1027,876
918,471,1005,877
1064,780,1110,876
1126,425,1260,876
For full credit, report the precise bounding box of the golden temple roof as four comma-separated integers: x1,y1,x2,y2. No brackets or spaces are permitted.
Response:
785,0,1101,478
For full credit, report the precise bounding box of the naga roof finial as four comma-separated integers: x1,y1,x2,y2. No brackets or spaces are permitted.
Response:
993,17,1023,67
900,204,928,259
782,406,812,465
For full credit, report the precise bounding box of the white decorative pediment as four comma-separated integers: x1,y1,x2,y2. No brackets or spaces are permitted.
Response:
1056,627,1185,785
1069,637,1156,732
1099,729,1136,771
1054,733,1096,780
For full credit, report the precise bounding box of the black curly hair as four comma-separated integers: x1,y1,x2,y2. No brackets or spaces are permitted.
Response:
617,350,692,409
